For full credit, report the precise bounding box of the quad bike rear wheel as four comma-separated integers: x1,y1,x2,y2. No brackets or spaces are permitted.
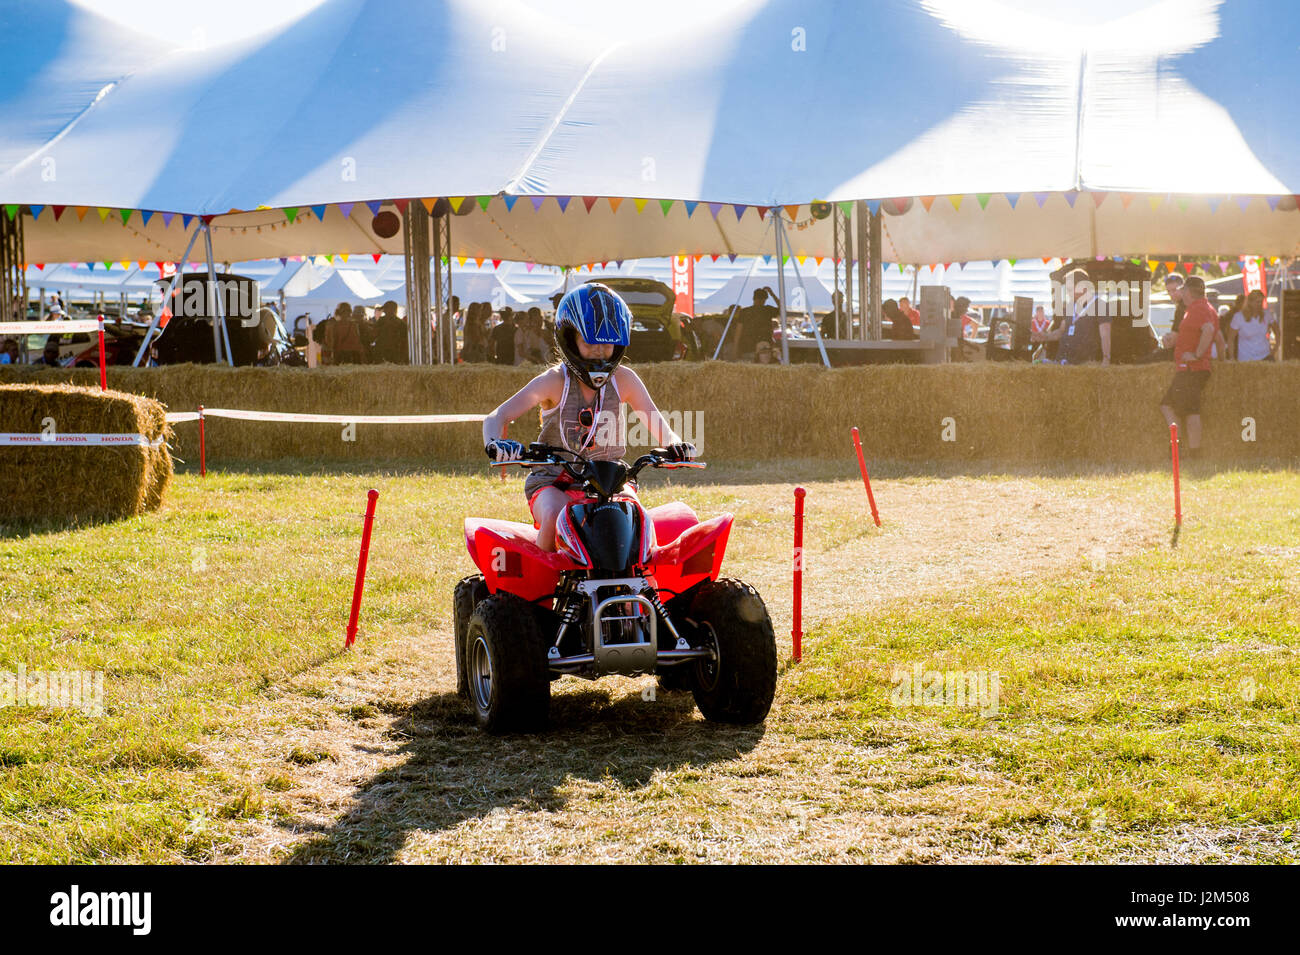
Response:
453,575,489,698
466,594,550,733
687,578,777,725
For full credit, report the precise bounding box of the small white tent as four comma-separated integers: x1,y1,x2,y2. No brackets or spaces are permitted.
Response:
284,269,385,321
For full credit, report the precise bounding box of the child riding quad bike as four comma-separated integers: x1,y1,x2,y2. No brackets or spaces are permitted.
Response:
454,283,776,733
456,442,778,732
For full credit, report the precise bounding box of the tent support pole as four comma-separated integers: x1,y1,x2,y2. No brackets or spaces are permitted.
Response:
777,214,831,369
774,209,789,365
203,223,234,366
133,224,202,366
869,208,883,340
856,201,870,341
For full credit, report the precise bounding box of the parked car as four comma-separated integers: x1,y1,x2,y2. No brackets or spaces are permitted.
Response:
581,277,701,361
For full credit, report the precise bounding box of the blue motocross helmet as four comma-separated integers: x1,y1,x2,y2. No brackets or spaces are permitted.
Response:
554,283,632,389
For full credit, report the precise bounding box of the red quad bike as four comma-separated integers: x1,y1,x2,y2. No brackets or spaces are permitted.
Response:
455,443,777,733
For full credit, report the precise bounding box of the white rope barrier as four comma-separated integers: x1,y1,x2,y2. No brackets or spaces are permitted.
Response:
0,433,165,447
0,320,103,335
164,409,485,425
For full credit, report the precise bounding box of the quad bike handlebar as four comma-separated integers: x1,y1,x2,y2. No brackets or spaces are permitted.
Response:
488,442,704,483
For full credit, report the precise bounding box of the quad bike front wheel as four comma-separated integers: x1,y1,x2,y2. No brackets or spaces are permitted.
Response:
453,575,489,698
687,578,777,725
466,594,550,733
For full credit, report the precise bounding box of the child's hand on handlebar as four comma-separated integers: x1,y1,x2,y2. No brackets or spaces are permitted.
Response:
667,442,696,462
485,438,524,462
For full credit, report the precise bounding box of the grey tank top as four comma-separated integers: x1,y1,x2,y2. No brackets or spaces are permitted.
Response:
523,366,625,498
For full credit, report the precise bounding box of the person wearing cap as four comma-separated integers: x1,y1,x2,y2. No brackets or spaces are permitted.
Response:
1159,276,1219,458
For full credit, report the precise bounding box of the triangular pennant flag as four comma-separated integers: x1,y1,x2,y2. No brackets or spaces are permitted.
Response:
525,262,535,272
693,253,704,263
1091,191,1107,207
120,260,131,270
633,198,649,214
97,207,111,222
372,253,382,264
52,205,66,221
161,211,174,227
502,195,519,211
471,257,482,268
284,208,298,223
102,261,113,270
491,259,501,268
757,206,769,220
796,255,806,265
2,204,17,220
339,253,349,262
476,196,491,212
992,259,1002,268
278,257,288,266
608,197,624,213
733,204,746,220
1043,257,1053,264
728,254,737,263
393,198,410,213
140,209,154,226
1175,196,1189,211
1148,195,1164,211
529,196,546,211
324,254,334,264
1063,190,1079,208
366,201,382,216
420,198,438,213
120,208,134,225
200,214,216,225
1165,261,1178,271
976,194,991,210
448,197,467,213
684,201,699,217
1266,196,1280,211
456,256,466,267
781,255,790,267
947,195,962,211
762,255,772,265
897,263,906,273
556,196,572,212
1207,196,1223,213
1182,262,1194,273
1004,193,1020,209
708,202,723,219
1009,258,1017,266
1235,196,1251,212
1033,192,1049,207
183,213,195,229
659,199,674,216
1218,260,1228,271
814,256,823,265
34,263,44,270
1120,193,1135,209
866,199,882,215
582,196,598,213
75,206,89,221
86,262,95,270
29,205,43,220
919,196,936,212
784,204,800,220
711,254,720,262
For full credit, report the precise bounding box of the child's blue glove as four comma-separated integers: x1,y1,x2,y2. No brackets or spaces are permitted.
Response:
485,439,524,462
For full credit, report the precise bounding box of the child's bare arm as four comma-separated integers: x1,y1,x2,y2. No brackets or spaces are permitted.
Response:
616,367,681,447
482,369,560,446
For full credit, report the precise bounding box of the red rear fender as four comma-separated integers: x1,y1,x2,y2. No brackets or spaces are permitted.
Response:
648,513,733,597
464,518,577,603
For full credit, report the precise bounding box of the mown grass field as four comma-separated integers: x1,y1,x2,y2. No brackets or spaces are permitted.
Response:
1,460,1296,863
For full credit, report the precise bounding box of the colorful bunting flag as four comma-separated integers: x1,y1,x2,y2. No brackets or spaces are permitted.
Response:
784,204,800,220
140,210,153,226
525,262,535,272
28,205,43,220
161,211,174,227
2,204,16,220
492,259,501,268
284,208,298,223
1235,196,1251,212
608,197,624,213
420,198,438,213
947,195,962,211
476,196,491,212
1148,196,1163,211
732,204,746,221
503,195,519,211
372,253,382,263
556,196,572,212
1266,196,1280,211
1091,192,1107,208
757,207,769,220
708,202,723,219
919,196,936,212
684,201,699,217
837,200,854,218
75,206,89,221
866,199,882,215
976,194,991,210
393,199,410,213
1175,196,1189,211
1119,193,1135,209
582,196,598,213
633,198,649,214
1063,191,1079,208
1207,197,1223,214
96,208,111,222
366,201,382,216
1033,193,1049,208
659,199,674,216
310,205,326,220
52,205,66,221
1004,193,1020,209
528,196,545,211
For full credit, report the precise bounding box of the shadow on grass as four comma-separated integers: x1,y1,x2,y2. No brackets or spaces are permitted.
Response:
281,686,763,864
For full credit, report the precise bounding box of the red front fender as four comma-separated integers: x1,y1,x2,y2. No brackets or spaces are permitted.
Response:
647,513,733,599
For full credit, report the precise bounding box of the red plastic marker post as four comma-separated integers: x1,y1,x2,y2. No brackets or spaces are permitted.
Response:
345,489,380,649
792,486,805,663
198,405,207,477
1170,422,1182,533
96,315,107,391
851,426,881,527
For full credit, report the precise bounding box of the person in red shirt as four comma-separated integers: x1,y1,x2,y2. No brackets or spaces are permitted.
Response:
1159,276,1222,457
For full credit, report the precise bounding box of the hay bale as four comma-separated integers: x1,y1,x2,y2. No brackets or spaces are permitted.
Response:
4,360,1296,468
0,383,173,523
